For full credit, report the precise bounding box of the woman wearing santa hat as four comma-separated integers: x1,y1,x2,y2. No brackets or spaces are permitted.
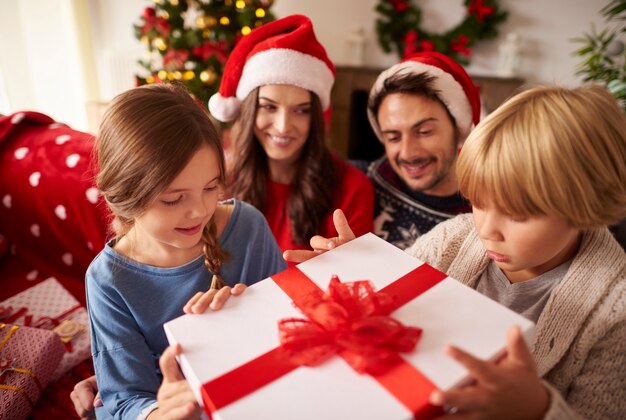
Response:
209,14,374,257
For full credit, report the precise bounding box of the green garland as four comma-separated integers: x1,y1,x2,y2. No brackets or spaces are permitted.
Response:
375,0,507,64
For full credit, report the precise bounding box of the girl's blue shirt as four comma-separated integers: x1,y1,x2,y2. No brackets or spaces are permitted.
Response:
86,199,286,419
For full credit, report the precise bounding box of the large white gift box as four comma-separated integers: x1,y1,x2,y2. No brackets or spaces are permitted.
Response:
164,233,535,419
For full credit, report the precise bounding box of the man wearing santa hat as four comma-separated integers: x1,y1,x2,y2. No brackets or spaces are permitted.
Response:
357,51,482,249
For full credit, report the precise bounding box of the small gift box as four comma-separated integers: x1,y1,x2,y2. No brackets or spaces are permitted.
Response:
0,277,91,380
164,233,535,419
0,323,65,420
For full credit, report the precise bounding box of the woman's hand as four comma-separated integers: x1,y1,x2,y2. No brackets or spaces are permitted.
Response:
147,344,201,420
283,209,357,263
430,326,550,419
70,375,101,419
183,283,247,314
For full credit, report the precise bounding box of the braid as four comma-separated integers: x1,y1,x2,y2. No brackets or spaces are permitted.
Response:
201,218,229,290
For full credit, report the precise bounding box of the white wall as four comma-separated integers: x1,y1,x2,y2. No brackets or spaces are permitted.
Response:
272,0,610,85
0,0,98,131
0,0,615,131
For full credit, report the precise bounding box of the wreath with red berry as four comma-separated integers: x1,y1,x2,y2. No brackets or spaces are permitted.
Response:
376,0,507,64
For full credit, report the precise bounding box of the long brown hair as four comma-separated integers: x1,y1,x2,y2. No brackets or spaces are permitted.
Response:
229,87,337,244
96,83,228,280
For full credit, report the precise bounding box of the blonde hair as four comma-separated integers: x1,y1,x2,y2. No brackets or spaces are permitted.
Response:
96,83,228,282
457,85,626,229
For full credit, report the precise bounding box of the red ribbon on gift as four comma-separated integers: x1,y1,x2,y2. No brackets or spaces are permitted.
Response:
201,263,448,419
0,304,83,352
277,275,423,375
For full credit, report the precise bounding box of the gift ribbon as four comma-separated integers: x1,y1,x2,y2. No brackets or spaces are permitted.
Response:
0,385,35,407
0,324,44,407
0,323,19,349
277,275,424,374
0,306,28,324
201,263,447,418
0,303,84,352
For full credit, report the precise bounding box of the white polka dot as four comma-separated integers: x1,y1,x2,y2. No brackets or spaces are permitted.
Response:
30,224,40,237
55,205,67,220
49,122,63,129
55,134,71,145
62,253,73,266
26,270,38,281
85,187,99,204
87,241,94,251
11,113,25,124
29,172,41,187
66,153,80,168
2,195,11,208
14,147,29,160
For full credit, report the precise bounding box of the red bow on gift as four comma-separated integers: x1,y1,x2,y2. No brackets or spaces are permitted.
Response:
278,275,423,375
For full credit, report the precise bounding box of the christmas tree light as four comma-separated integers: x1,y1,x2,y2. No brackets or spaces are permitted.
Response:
134,0,275,108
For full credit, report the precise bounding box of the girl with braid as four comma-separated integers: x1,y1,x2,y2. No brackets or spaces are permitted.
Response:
86,83,285,419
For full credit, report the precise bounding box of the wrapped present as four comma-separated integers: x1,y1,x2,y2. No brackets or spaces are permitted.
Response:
0,277,91,380
0,323,65,419
164,233,535,419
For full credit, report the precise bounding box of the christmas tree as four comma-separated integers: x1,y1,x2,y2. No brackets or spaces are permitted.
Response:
134,0,275,107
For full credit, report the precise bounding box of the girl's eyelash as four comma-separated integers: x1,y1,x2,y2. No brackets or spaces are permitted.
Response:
161,198,181,206
161,185,217,205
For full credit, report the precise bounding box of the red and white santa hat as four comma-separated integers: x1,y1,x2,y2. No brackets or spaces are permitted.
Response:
367,51,481,141
208,14,335,122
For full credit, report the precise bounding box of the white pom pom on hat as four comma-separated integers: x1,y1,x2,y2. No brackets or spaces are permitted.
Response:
208,94,241,123
367,51,482,141
208,14,335,122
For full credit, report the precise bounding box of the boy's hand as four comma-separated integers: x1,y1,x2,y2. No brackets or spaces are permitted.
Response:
430,326,549,419
70,375,101,419
283,209,356,263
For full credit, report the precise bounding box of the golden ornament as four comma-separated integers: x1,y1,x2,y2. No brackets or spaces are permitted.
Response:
200,69,217,85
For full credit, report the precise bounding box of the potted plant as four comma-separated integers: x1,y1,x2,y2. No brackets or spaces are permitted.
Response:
573,0,626,110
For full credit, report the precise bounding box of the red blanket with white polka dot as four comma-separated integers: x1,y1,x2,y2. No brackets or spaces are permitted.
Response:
0,111,110,305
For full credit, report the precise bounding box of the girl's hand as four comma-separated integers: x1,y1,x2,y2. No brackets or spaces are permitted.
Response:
183,283,247,314
430,326,549,420
283,209,356,263
148,344,201,420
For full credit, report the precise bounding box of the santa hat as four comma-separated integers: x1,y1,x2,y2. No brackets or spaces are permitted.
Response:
367,51,481,141
208,14,335,122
